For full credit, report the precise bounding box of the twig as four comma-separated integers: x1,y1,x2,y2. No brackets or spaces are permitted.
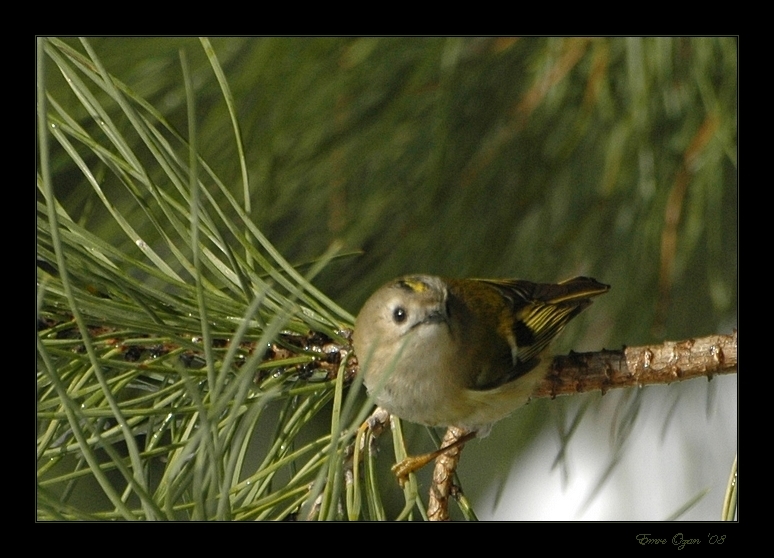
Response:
537,330,737,399
427,426,468,521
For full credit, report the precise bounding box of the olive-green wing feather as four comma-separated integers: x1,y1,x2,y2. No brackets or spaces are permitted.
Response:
478,276,609,365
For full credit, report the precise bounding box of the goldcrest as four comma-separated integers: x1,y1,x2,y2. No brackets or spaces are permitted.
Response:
354,275,609,435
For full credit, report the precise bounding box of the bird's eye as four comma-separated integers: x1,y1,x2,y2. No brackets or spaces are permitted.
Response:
392,306,407,323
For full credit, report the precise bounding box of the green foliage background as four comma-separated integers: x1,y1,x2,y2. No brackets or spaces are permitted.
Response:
37,37,737,520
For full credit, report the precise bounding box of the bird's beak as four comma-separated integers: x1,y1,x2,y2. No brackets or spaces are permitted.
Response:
421,306,449,328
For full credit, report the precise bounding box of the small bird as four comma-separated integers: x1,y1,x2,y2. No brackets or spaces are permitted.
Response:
353,275,609,476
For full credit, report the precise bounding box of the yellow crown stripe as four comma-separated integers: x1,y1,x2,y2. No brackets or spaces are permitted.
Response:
397,279,431,293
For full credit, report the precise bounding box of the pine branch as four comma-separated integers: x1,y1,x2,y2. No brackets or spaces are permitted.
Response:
427,426,468,521
537,330,737,398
